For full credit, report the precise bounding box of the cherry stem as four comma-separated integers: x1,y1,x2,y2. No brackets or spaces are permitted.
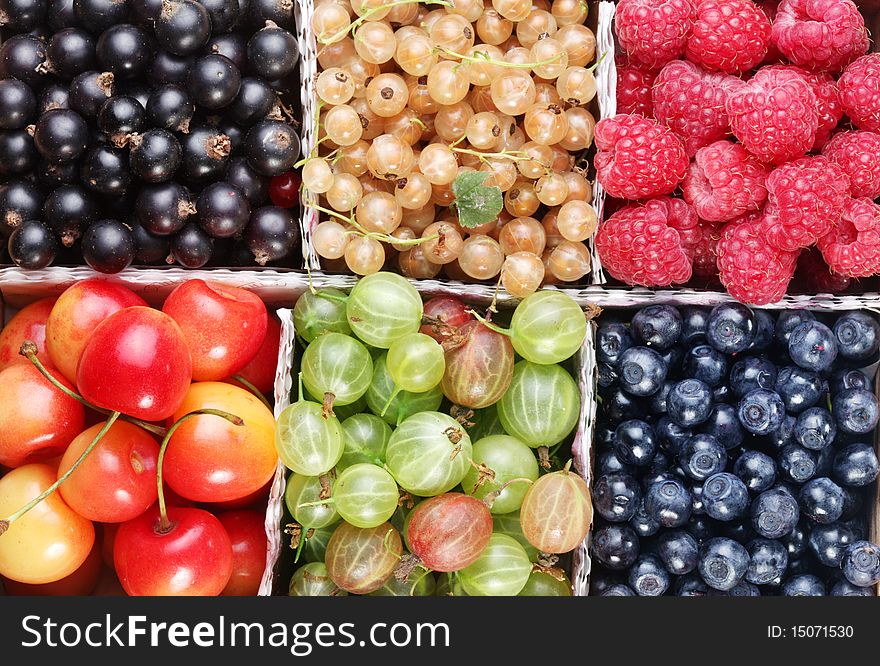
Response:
466,309,511,337
0,412,122,535
19,341,168,438
156,409,245,532
231,374,273,411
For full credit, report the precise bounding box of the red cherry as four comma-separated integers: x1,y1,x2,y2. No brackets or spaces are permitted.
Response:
2,540,102,596
46,279,147,384
162,280,268,382
226,315,281,395
101,523,118,568
0,363,86,468
206,478,272,511
420,296,474,342
76,307,193,422
218,510,267,596
0,297,55,372
114,505,233,596
268,172,300,208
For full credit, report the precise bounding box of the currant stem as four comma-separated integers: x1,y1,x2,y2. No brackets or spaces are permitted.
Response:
437,46,563,70
320,0,452,45
310,202,439,247
230,374,273,411
156,409,245,532
451,147,529,163
0,412,122,535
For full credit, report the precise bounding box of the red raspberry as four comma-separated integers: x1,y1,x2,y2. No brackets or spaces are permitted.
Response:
615,0,695,70
838,54,880,133
595,197,695,287
685,0,772,74
772,0,868,73
716,214,800,304
822,130,880,199
616,55,656,116
691,219,722,280
793,247,852,294
725,66,818,164
817,198,880,278
762,155,850,252
594,114,689,200
682,140,769,222
757,1,785,64
763,65,843,150
652,60,737,156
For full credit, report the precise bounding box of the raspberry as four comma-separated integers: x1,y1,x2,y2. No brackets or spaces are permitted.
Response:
652,60,737,156
762,156,850,252
691,219,722,280
685,0,772,74
757,1,785,64
793,247,852,294
594,114,689,200
817,198,880,278
838,54,880,133
822,130,880,199
725,66,818,164
716,214,800,305
763,65,843,150
772,0,868,73
595,197,695,287
682,140,769,222
616,55,656,116
615,0,695,70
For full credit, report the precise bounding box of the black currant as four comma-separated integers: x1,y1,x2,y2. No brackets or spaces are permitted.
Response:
0,179,43,237
197,0,240,33
246,0,294,30
148,50,193,86
226,76,277,126
0,0,48,32
244,205,297,265
181,125,231,181
47,0,77,30
36,158,80,187
129,128,182,182
46,27,95,79
73,0,129,33
116,80,151,108
131,222,170,264
33,107,89,162
196,182,250,238
0,129,38,175
0,34,48,86
7,220,57,269
246,22,297,80
135,181,194,235
68,69,114,115
155,0,211,56
206,31,247,69
244,118,299,176
145,84,193,132
188,54,242,109
225,156,267,205
0,77,36,128
97,95,146,145
81,218,135,273
96,23,152,80
130,0,162,23
43,183,98,245
170,221,213,267
80,144,130,195
214,116,244,153
37,81,70,113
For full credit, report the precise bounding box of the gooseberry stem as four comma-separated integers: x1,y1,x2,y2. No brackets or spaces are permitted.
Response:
231,374,273,411
466,308,512,337
19,341,168,438
0,412,122,536
437,46,563,70
482,476,534,509
156,409,244,532
296,498,336,508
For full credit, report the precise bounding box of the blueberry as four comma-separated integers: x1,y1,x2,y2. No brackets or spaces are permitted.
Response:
593,472,641,522
667,378,713,428
766,414,797,450
721,520,757,544
808,522,856,567
655,417,691,455
686,515,716,542
839,486,864,521
738,388,785,435
597,425,616,448
617,346,668,397
699,403,744,450
830,368,871,394
833,311,880,361
778,444,817,483
729,356,778,398
603,387,644,423
644,477,692,528
794,407,836,451
816,444,835,478
632,305,682,350
798,477,845,524
832,443,879,487
706,303,756,354
597,362,618,388
657,529,699,575
702,472,749,522
745,538,788,585
646,450,672,477
782,574,825,596
613,419,657,467
775,366,823,414
648,380,674,414
751,487,800,539
698,537,750,591
659,346,684,376
597,449,635,476
776,310,816,345
675,573,709,596
596,322,633,366
734,450,776,493
844,517,868,541
680,307,710,345
832,388,879,435
708,581,761,596
841,541,880,587
748,310,775,352
591,523,640,570
713,384,732,404
783,522,808,559
629,497,661,538
682,345,728,387
627,554,670,596
679,433,727,481
599,583,636,596
830,579,873,596
788,320,838,372
691,482,705,515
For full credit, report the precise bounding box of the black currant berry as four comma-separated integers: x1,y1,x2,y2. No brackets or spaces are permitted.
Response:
244,118,299,176
129,128,182,182
246,22,298,80
130,0,162,23
188,54,242,109
0,179,43,237
145,84,193,132
131,222,170,264
206,32,247,69
33,108,89,162
244,205,297,265
182,125,231,181
136,181,194,235
246,0,293,30
37,81,70,113
117,80,151,108
96,23,152,79
155,0,211,56
148,50,193,86
0,34,48,86
196,182,250,238
0,129,38,175
43,183,98,245
46,27,95,79
225,156,267,205
73,0,129,33
226,76,277,126
198,0,240,33
0,77,36,129
170,221,213,267
0,0,48,32
7,220,57,269
81,218,135,273
37,158,80,187
68,69,114,115
214,116,244,152
80,144,130,194
47,0,77,30
97,95,146,145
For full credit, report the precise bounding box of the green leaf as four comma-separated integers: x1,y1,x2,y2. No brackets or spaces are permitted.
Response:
453,171,503,229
